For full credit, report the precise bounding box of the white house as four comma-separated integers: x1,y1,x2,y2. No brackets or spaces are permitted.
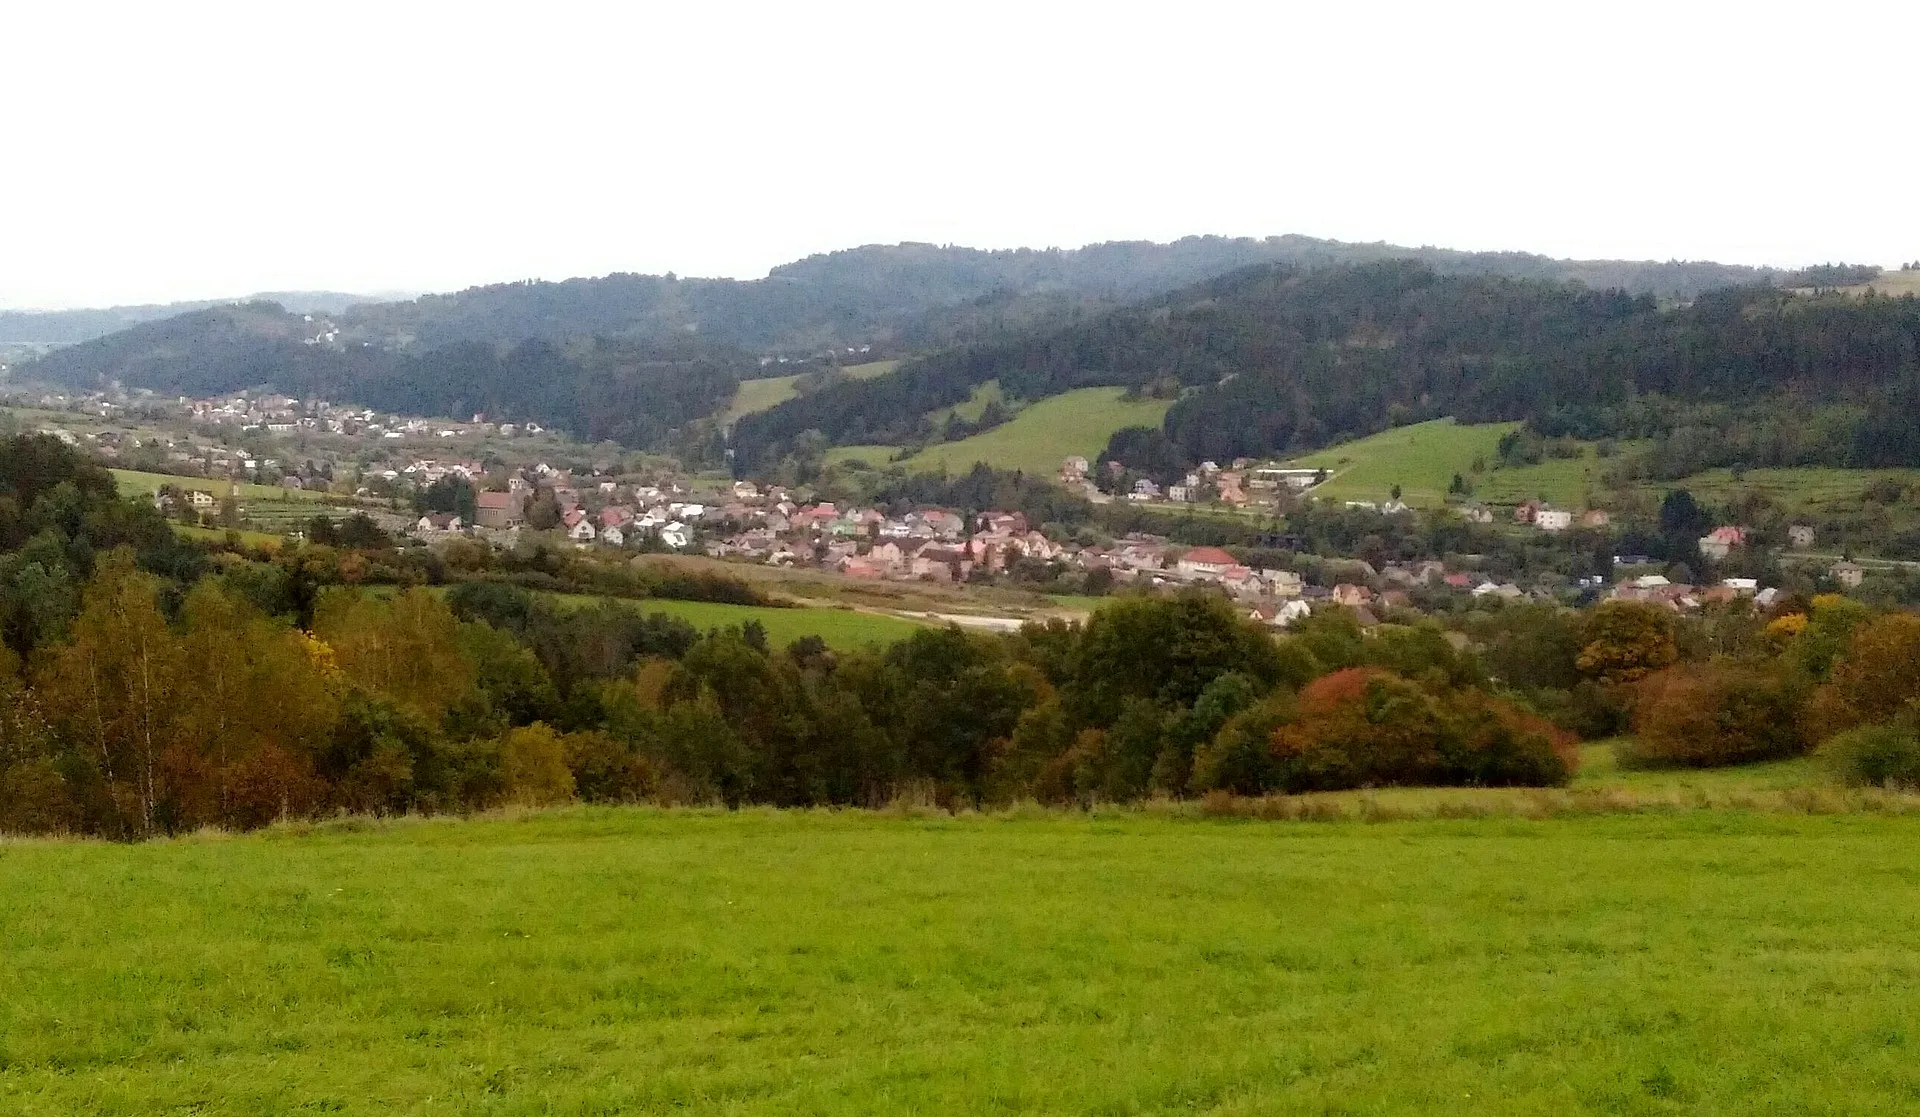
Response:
600,525,625,548
660,521,692,550
567,519,596,544
1535,509,1574,532
1275,600,1313,627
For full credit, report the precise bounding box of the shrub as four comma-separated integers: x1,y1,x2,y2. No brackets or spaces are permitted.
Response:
1190,692,1297,796
1621,663,1808,769
1805,613,1920,738
1266,669,1572,792
499,723,577,806
1819,722,1920,789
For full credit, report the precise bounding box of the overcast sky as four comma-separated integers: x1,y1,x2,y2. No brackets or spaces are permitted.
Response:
3,1,1916,309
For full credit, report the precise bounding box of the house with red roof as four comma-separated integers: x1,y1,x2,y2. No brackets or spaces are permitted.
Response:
1177,546,1239,577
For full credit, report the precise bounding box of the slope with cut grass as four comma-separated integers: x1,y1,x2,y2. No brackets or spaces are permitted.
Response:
547,593,933,651
1286,419,1629,510
4,808,1919,1114
111,468,326,502
829,388,1173,477
727,360,902,423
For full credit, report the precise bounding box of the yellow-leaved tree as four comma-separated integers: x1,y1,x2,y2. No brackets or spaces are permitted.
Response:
36,549,184,837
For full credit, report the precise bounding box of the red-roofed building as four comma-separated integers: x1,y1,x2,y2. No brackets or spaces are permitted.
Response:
1177,546,1239,577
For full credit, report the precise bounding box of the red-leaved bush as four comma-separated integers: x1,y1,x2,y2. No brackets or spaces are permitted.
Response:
1271,669,1574,792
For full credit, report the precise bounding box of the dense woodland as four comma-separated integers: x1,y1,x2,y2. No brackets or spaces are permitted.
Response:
735,262,1920,474
3,435,1918,838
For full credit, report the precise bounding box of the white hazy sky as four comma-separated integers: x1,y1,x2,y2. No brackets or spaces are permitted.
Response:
3,0,1917,309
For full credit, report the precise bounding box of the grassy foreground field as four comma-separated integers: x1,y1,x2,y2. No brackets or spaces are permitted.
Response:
4,808,1919,1115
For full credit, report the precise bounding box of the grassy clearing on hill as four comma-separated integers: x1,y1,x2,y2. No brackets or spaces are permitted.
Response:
111,468,325,502
4,807,1919,1114
727,361,900,424
1833,269,1920,298
877,388,1173,477
547,593,932,650
931,379,1005,425
1288,420,1636,510
1288,419,1614,510
1289,419,1515,507
725,374,803,420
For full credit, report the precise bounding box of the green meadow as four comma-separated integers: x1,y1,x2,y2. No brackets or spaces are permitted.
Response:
728,361,901,423
550,593,933,650
1286,419,1575,509
3,805,1919,1115
830,388,1173,477
111,468,326,502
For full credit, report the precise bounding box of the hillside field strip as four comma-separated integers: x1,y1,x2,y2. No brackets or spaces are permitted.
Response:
727,360,900,423
1288,419,1920,530
110,468,326,503
829,388,1173,477
3,794,1919,1115
1282,418,1605,509
540,592,936,651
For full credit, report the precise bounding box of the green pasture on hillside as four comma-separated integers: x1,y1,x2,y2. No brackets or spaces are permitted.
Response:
111,468,325,502
830,388,1173,478
3,807,1918,1114
549,593,933,650
725,374,803,421
1287,419,1636,510
727,361,901,423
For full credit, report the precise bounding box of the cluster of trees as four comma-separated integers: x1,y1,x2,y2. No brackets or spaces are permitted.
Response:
0,563,1586,837
1454,592,1920,787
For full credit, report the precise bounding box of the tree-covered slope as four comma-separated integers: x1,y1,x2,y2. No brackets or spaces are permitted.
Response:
732,262,1920,474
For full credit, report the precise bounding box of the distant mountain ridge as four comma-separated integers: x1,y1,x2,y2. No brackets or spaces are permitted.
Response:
13,235,1779,355
332,236,1776,355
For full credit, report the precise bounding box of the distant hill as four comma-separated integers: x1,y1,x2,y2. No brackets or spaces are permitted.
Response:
0,291,388,347
328,236,1775,356
24,302,751,459
17,235,1804,464
732,260,1920,475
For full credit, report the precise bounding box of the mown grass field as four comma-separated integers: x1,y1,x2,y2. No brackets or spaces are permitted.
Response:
1285,418,1920,529
4,805,1919,1115
111,468,325,502
1286,418,1623,510
727,361,901,423
1832,269,1920,298
725,374,804,421
830,388,1173,477
548,593,933,650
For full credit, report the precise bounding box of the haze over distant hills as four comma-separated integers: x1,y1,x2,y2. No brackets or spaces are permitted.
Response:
0,291,400,347
10,234,1780,354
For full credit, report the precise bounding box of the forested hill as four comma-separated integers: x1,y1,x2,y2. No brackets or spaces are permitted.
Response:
0,291,381,347
730,262,1920,473
334,237,1774,354
26,302,751,459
